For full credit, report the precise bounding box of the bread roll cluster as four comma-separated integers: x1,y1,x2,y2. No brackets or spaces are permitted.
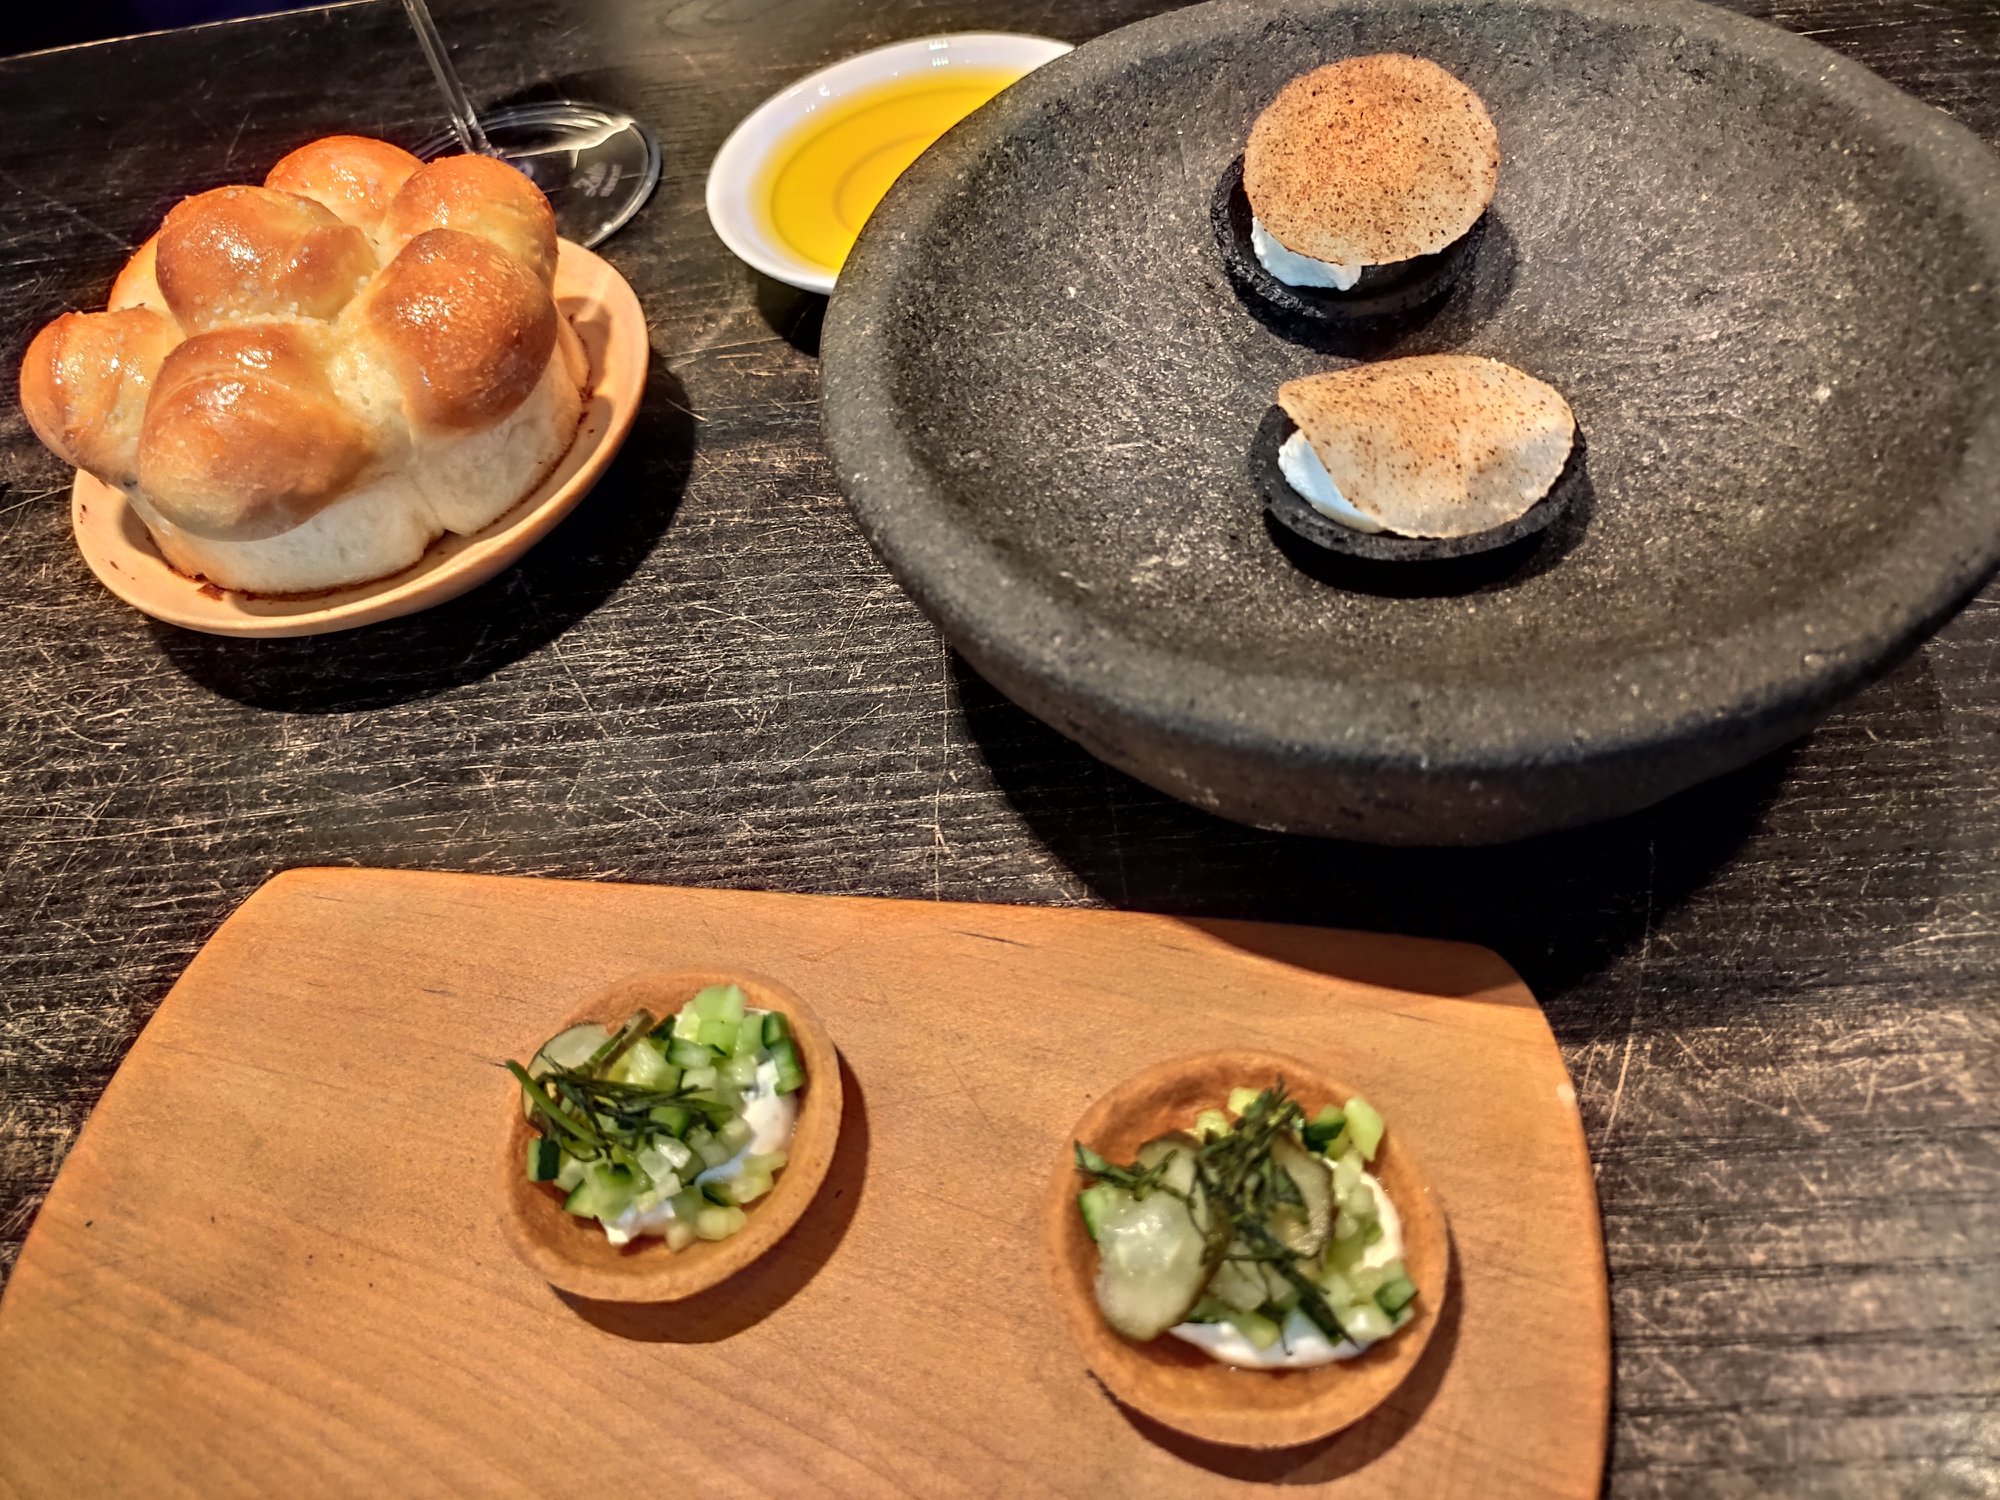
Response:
20,136,588,594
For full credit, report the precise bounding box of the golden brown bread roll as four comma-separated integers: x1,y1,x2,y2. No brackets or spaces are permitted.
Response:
138,323,375,540
17,134,588,595
155,184,377,332
381,153,559,287
19,308,181,488
358,227,558,433
107,235,173,320
265,135,423,235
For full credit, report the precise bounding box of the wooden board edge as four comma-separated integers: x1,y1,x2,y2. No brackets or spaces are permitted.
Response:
257,865,1538,1003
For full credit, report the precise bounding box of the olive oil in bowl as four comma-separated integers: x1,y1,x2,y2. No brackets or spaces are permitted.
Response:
756,66,1024,278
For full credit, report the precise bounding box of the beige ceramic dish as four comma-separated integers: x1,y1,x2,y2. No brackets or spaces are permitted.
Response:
499,969,843,1304
1044,1049,1450,1448
70,238,647,638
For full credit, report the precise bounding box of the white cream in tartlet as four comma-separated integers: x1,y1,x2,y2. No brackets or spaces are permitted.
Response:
1251,216,1364,291
1278,428,1385,534
1166,1169,1406,1369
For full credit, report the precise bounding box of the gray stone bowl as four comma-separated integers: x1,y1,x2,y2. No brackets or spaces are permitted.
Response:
821,0,2000,845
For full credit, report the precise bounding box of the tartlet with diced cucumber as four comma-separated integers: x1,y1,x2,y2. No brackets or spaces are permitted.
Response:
499,970,842,1302
1043,1050,1447,1448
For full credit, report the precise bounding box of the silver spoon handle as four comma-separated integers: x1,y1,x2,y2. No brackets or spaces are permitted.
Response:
399,0,494,156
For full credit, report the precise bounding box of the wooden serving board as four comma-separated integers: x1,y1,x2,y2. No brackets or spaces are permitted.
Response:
0,870,1608,1498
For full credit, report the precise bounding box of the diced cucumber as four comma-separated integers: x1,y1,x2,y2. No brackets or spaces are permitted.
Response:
728,1173,773,1204
1209,1251,1268,1314
696,1017,738,1053
693,1204,748,1241
1327,1229,1367,1272
1089,1134,1224,1341
1330,1150,1363,1196
647,1103,693,1137
636,1143,683,1192
690,985,747,1025
1227,1086,1262,1117
1077,1184,1119,1241
589,1160,635,1206
670,1186,706,1221
1346,1264,1387,1298
717,1116,755,1154
1340,1180,1378,1221
671,1008,703,1042
1319,1268,1359,1306
555,1154,588,1193
564,1161,635,1220
663,1219,696,1252
1375,1271,1419,1317
768,1037,804,1094
1185,1296,1231,1324
719,1054,759,1090
1344,1096,1385,1161
1225,1307,1283,1350
526,1137,563,1182
1303,1106,1346,1153
729,1016,762,1057
667,1038,713,1070
656,1137,695,1173
681,1065,718,1091
1192,1108,1230,1142
1342,1300,1394,1343
761,1011,791,1046
744,1150,788,1174
700,1181,734,1206
608,1037,677,1089
692,1131,734,1170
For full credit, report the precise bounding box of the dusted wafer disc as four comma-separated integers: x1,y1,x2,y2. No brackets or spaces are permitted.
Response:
1245,54,1500,269
1275,355,1576,540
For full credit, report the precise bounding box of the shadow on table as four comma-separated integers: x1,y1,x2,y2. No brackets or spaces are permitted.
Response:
951,645,1953,1007
755,273,825,357
151,362,698,713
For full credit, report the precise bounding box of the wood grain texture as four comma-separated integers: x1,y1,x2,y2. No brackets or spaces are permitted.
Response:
0,868,1606,1498
0,2,1993,1496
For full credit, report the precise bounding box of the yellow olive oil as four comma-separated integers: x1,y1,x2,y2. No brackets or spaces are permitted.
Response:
759,66,1023,276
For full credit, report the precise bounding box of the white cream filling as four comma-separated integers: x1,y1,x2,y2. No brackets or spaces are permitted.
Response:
1251,216,1364,291
1278,429,1385,534
1166,1170,1406,1369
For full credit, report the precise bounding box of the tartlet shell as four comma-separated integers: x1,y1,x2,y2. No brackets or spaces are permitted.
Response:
498,968,843,1303
1042,1049,1449,1448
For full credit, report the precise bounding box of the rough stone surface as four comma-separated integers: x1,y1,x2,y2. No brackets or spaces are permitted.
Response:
823,0,2000,844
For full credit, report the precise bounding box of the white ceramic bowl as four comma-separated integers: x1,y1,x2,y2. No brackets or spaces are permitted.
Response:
705,32,1072,295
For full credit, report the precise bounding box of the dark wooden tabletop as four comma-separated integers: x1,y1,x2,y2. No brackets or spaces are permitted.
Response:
0,1,1995,1495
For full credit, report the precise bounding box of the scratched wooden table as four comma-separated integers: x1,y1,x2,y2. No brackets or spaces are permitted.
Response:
0,2,1993,1496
